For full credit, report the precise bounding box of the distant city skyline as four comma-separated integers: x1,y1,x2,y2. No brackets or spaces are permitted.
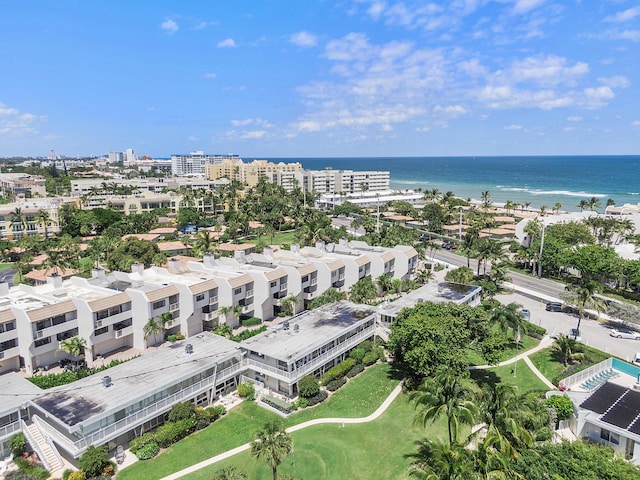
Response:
1,1,639,158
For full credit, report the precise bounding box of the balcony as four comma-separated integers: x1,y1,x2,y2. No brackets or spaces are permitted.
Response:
203,312,218,322
169,303,180,312
245,290,254,299
209,296,218,305
114,326,133,339
0,345,20,360
280,283,288,291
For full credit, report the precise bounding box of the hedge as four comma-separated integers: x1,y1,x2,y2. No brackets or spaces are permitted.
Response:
362,350,381,366
298,375,320,398
230,325,268,342
346,363,365,378
262,394,293,414
305,390,328,406
325,377,347,391
154,418,197,448
524,320,546,339
27,357,138,389
136,442,160,460
321,358,356,384
241,317,262,327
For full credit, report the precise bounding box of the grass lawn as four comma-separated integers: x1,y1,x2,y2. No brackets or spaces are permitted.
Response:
241,230,297,247
466,331,539,366
184,392,445,480
470,359,549,394
529,345,610,384
117,363,403,480
0,263,13,270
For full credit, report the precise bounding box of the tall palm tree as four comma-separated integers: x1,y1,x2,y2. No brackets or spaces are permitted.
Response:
551,334,584,367
36,209,51,238
407,440,472,480
480,191,491,211
144,317,164,346
561,281,607,332
58,336,87,367
410,371,478,448
9,207,26,238
250,420,293,480
489,303,527,340
280,293,301,317
553,202,562,215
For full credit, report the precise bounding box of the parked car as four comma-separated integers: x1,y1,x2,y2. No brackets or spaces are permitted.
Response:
520,309,531,321
546,302,563,312
569,328,582,341
609,328,640,340
633,353,640,366
419,234,429,241
441,241,456,250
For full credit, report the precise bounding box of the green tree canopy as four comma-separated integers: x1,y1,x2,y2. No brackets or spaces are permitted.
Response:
107,237,160,272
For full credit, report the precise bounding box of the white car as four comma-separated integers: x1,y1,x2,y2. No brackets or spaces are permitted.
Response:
609,328,640,340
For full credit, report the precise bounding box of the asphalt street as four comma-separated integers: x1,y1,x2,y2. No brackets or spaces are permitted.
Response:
0,268,16,286
495,291,640,365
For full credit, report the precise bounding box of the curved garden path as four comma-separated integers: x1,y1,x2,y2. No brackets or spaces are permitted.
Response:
160,381,404,480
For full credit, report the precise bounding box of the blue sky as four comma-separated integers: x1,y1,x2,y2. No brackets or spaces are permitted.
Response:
0,0,639,158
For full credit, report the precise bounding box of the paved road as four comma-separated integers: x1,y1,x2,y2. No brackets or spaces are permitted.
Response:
495,291,640,364
0,268,16,286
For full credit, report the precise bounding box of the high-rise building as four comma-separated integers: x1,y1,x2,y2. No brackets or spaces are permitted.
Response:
171,151,240,176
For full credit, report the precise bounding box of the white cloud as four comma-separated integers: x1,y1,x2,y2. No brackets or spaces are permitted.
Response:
584,86,614,100
505,124,523,130
605,7,640,23
241,130,266,139
187,135,199,142
193,21,208,30
433,105,469,117
598,76,629,88
566,116,583,122
0,102,42,137
508,55,589,86
161,20,178,34
231,119,254,127
631,120,640,129
217,38,236,48
511,0,546,15
201,72,217,79
614,30,640,41
290,31,318,47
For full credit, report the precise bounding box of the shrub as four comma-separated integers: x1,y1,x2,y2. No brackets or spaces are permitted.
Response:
305,390,328,406
296,397,308,409
349,348,365,363
9,432,27,456
321,358,356,384
78,445,111,479
298,375,320,398
68,472,86,480
241,317,261,327
325,377,347,391
168,401,196,422
62,469,74,480
358,340,374,352
11,457,51,480
129,432,157,455
135,442,160,460
524,320,546,339
346,363,365,378
362,350,380,366
230,325,268,342
154,418,196,448
237,381,255,400
545,395,574,421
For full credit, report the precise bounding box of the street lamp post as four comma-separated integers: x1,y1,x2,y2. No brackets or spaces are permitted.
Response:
537,221,547,278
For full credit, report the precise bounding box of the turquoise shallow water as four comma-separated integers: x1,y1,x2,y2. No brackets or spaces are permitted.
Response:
264,155,640,211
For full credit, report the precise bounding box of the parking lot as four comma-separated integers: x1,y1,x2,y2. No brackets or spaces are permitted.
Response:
495,291,640,364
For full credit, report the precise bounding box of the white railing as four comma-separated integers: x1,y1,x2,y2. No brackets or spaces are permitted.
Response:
246,290,254,298
245,327,375,380
204,312,218,321
32,416,79,457
280,283,287,291
169,303,180,312
32,416,64,469
0,420,21,438
209,296,218,305
64,362,244,449
560,358,613,388
310,278,318,285
21,420,51,471
114,326,133,339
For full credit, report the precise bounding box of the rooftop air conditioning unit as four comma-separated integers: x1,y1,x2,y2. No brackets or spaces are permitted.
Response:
102,376,112,388
185,344,194,354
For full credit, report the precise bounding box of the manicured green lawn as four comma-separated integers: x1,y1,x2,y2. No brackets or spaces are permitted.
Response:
117,363,403,480
242,229,297,247
184,391,445,480
0,263,13,270
529,345,610,384
470,360,549,394
466,333,539,366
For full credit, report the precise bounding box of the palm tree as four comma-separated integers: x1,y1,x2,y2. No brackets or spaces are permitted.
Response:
9,207,26,238
416,267,434,285
58,336,87,367
192,229,216,256
588,197,602,212
553,202,562,215
480,191,491,211
407,440,472,479
576,199,589,212
36,209,51,238
213,465,248,480
551,334,584,367
489,302,527,340
561,281,607,333
280,293,301,317
250,420,293,480
410,371,478,448
144,317,164,346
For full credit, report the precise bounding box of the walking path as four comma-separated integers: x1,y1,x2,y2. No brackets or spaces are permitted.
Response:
160,381,404,480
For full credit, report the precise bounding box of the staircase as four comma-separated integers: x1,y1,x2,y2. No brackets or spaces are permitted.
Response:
23,420,65,475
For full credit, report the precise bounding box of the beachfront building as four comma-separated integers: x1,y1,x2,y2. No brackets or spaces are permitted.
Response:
70,176,229,197
241,301,377,397
0,373,42,460
206,158,304,187
171,151,240,176
558,358,640,465
317,189,423,209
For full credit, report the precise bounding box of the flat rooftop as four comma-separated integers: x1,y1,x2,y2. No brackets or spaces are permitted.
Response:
241,301,375,362
32,333,241,429
0,372,43,416
378,282,481,316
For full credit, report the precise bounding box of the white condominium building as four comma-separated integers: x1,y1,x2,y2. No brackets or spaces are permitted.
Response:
171,151,240,176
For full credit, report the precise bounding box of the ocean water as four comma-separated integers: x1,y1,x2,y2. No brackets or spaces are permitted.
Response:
264,156,640,211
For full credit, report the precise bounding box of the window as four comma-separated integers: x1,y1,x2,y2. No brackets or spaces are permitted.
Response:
152,300,166,310
0,321,15,333
196,294,205,302
94,326,109,336
270,281,277,288
600,429,620,445
35,337,51,348
301,275,308,283
234,288,242,295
